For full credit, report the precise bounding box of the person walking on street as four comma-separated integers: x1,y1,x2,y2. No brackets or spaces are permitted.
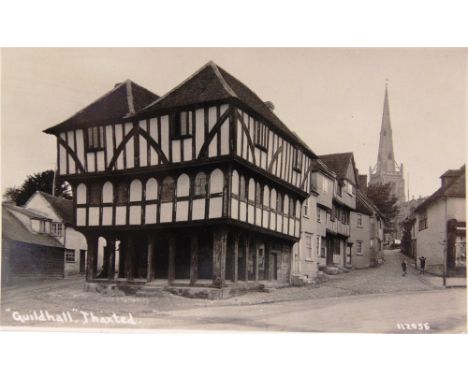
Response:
401,259,407,276
419,256,426,274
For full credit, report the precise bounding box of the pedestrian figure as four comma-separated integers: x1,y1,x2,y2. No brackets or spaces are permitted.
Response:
419,256,426,274
401,259,407,276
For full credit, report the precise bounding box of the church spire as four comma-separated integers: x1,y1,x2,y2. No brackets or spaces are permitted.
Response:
376,81,396,173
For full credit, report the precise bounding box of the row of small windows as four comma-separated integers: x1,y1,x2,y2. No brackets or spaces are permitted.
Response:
232,170,300,218
76,169,224,205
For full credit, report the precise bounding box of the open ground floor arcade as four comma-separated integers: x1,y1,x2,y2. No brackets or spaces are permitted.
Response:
81,224,294,290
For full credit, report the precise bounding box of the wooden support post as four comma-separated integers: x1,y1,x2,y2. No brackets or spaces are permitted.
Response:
232,233,239,283
108,238,116,281
254,239,259,282
125,235,134,281
243,236,250,281
264,242,271,281
86,235,98,281
146,234,155,282
168,234,176,285
190,234,198,286
212,228,227,288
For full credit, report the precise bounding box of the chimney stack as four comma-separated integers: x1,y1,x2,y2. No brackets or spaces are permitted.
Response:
358,174,368,194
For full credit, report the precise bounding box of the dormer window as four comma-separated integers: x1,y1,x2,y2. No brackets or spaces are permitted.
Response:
87,126,104,151
254,122,268,151
32,219,50,234
51,222,63,237
172,111,193,139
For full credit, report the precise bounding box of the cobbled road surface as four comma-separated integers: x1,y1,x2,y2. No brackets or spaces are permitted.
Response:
1,250,466,333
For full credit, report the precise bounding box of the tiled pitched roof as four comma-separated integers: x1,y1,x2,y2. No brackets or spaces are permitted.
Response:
138,61,317,158
36,191,73,225
44,80,159,133
356,190,383,217
319,152,354,180
2,203,51,220
415,165,465,212
310,159,336,178
2,206,63,248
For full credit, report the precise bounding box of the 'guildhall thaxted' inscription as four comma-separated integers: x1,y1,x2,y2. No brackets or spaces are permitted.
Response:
5,308,137,326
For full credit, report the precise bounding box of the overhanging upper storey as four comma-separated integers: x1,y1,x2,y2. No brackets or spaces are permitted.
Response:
44,61,318,197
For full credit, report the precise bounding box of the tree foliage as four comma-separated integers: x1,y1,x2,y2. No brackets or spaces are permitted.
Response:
366,182,399,228
3,170,71,206
400,218,414,257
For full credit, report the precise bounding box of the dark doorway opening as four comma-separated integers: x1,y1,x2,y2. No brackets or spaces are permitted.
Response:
175,234,190,279
134,234,148,279
79,249,86,273
154,235,168,279
198,230,213,279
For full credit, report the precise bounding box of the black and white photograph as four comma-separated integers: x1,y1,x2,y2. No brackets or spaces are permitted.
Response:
1,47,466,334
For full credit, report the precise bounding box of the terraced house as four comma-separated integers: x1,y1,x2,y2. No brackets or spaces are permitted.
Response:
44,62,321,293
318,153,358,270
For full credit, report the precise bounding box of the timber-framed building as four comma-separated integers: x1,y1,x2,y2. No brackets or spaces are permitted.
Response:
44,62,319,292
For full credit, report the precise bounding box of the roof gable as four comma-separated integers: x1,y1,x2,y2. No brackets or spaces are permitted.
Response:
138,61,317,158
415,165,465,212
2,208,63,248
33,191,73,225
319,152,356,183
44,80,159,133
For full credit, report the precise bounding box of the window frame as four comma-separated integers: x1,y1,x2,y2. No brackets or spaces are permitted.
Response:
194,172,208,198
418,209,428,231
305,234,313,260
51,222,63,237
86,126,105,152
172,111,193,139
303,198,309,217
161,177,176,202
65,248,76,263
292,147,303,172
357,213,363,227
254,121,268,151
356,240,363,255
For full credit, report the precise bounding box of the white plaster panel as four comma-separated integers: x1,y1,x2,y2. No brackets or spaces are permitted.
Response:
102,207,113,225
145,204,157,224
176,200,189,221
209,197,222,218
88,207,99,226
192,199,206,220
160,202,173,223
115,206,126,225
129,206,141,225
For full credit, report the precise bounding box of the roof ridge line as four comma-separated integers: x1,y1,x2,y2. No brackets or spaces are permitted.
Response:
139,61,219,112
126,80,136,115
209,61,238,98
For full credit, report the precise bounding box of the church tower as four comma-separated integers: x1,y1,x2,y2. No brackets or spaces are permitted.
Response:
369,82,405,203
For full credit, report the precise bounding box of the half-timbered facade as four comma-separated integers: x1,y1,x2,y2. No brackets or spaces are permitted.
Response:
44,62,318,291
319,153,357,269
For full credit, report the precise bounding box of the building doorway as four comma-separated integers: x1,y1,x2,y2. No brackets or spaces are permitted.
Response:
79,249,86,274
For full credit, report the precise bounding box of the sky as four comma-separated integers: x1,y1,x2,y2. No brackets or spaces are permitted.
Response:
1,48,466,199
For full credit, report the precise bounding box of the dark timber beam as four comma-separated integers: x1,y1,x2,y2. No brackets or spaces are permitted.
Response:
253,239,259,282
147,234,155,282
125,235,135,281
212,228,227,288
243,236,250,282
108,237,116,281
86,235,98,281
232,233,239,283
264,241,271,281
168,234,176,285
190,234,199,286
